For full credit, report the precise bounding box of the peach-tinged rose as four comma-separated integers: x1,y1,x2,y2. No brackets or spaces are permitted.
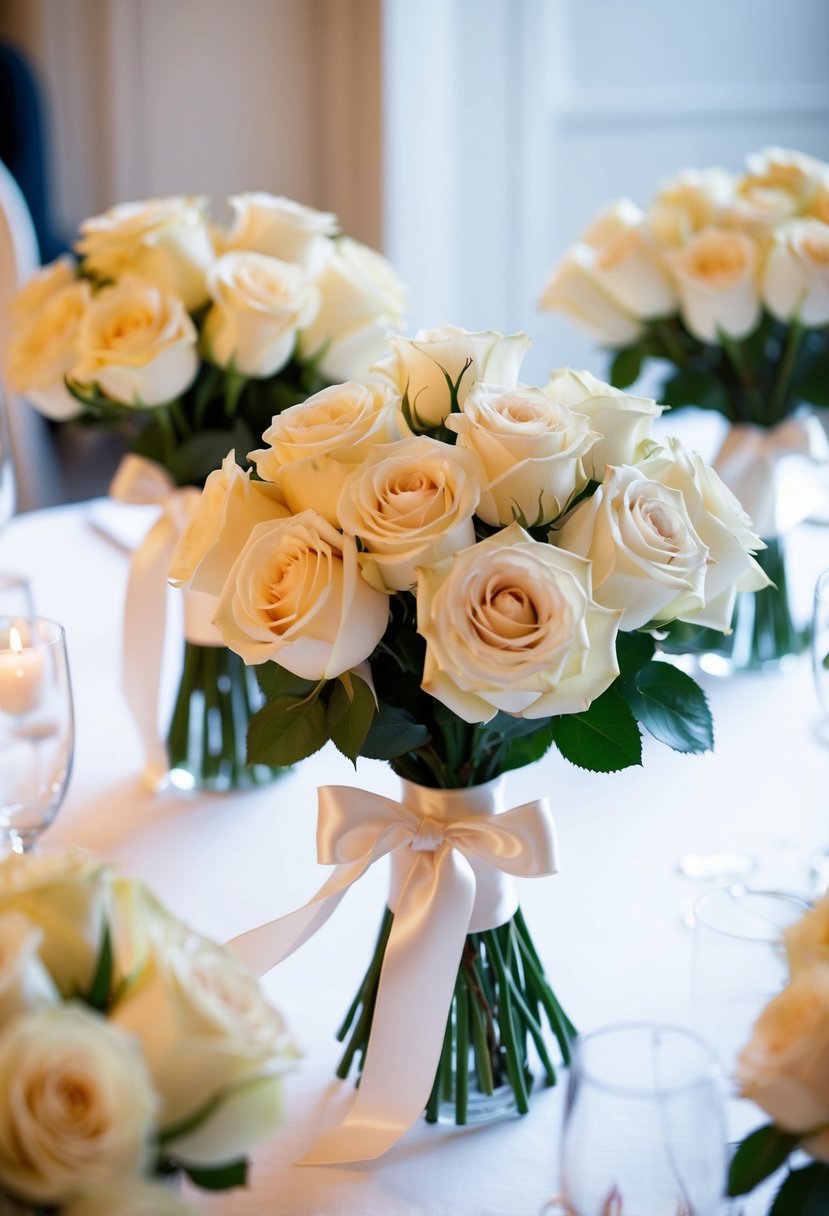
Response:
203,251,320,378
214,511,389,677
338,436,481,591
373,325,530,427
786,892,829,974
761,218,829,326
579,198,677,318
666,227,761,343
9,255,76,320
6,276,91,420
648,167,735,246
729,147,829,230
76,196,214,310
417,522,620,723
538,245,644,347
543,368,663,480
446,384,594,526
72,275,198,406
219,192,338,274
0,912,59,1021
0,1006,158,1204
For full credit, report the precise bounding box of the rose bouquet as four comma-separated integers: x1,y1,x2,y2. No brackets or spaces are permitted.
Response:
0,848,294,1214
172,324,767,1162
540,146,829,669
5,193,406,789
728,892,829,1210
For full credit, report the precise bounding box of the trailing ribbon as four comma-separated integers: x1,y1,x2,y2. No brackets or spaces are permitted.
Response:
229,779,559,1164
713,414,829,538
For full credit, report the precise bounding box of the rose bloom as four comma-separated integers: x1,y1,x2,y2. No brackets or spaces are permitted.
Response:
72,275,198,406
543,367,663,480
218,192,338,274
63,1179,195,1216
296,236,408,382
761,218,829,326
0,911,59,1022
786,892,829,974
666,226,761,343
373,325,530,427
540,244,645,348
729,146,829,230
338,436,481,591
76,195,214,310
577,198,677,319
214,510,389,678
0,1006,158,1204
554,464,709,631
6,275,91,420
446,383,594,526
648,167,735,247
203,251,320,378
417,522,620,723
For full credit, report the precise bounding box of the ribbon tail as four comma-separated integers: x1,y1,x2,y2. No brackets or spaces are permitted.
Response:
301,848,475,1165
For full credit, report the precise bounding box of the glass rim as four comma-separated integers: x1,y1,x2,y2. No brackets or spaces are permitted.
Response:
570,1020,721,1100
0,615,66,649
693,885,810,942
816,569,829,600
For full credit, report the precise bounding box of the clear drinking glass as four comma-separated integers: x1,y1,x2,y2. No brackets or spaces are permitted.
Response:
557,1022,727,1216
0,386,16,531
0,616,74,852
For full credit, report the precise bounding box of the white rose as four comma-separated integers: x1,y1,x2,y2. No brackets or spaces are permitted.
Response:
6,276,91,420
63,1179,195,1216
296,237,408,381
761,218,829,326
578,198,677,317
203,251,320,378
543,368,663,479
648,167,735,247
72,275,198,406
169,451,288,595
666,227,761,343
0,912,59,1021
219,192,338,274
554,464,709,631
161,1071,284,1168
786,894,829,975
418,522,620,723
214,510,389,677
9,254,76,320
112,927,293,1129
0,851,111,994
638,439,770,631
729,147,829,230
76,196,214,310
0,1006,157,1204
337,436,481,591
445,384,593,526
736,968,829,1143
373,325,530,427
538,245,644,347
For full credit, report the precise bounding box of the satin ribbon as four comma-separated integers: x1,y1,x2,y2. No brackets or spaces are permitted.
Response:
229,779,559,1165
713,414,829,538
109,454,203,789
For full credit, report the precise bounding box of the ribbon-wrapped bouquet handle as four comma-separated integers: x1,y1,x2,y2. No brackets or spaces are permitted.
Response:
229,780,559,1164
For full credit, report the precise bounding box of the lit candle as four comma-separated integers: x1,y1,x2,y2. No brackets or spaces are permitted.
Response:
0,625,45,715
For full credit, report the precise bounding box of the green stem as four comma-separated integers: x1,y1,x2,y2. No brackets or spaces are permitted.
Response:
720,335,766,424
768,322,803,425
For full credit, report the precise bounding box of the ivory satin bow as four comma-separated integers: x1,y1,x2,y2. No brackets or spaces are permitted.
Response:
229,781,559,1164
109,455,201,789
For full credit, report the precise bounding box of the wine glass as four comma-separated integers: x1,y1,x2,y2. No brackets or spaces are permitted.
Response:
556,1022,727,1215
0,385,16,531
0,616,74,852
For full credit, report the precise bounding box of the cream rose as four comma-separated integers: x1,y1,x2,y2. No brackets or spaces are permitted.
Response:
337,436,481,591
202,251,320,378
9,255,76,320
648,167,735,247
296,237,408,382
736,968,829,1142
543,368,663,479
761,218,829,326
538,245,644,347
0,1006,157,1204
445,384,593,526
0,912,59,1021
373,325,530,427
666,227,761,343
730,147,829,230
554,464,709,630
63,1179,195,1216
169,450,288,595
417,522,620,723
161,1072,284,1168
72,275,198,406
219,192,337,273
76,196,214,310
578,198,677,318
214,510,389,677
5,276,91,421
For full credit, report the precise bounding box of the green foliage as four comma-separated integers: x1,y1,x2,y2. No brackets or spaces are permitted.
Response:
659,368,731,413
727,1124,801,1197
609,342,651,389
82,925,113,1011
182,1159,248,1191
247,690,328,766
770,1162,829,1214
549,686,642,772
619,661,713,754
326,674,377,764
362,701,431,760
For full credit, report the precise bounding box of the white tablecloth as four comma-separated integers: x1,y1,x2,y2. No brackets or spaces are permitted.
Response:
1,501,827,1216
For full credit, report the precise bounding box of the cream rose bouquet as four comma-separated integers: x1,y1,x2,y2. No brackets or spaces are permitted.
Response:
728,892,829,1209
540,147,829,669
171,325,766,1155
0,849,294,1213
5,193,407,791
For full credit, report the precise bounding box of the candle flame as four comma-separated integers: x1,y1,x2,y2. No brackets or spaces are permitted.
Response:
9,627,23,655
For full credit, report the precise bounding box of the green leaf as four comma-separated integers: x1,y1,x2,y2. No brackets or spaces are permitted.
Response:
247,693,328,766
83,924,113,1011
549,686,642,772
609,342,649,389
499,722,556,773
255,662,318,702
728,1124,801,1197
326,674,376,764
615,631,656,676
183,1158,248,1191
361,701,430,760
167,421,253,486
659,369,731,413
770,1162,829,1214
620,661,713,754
